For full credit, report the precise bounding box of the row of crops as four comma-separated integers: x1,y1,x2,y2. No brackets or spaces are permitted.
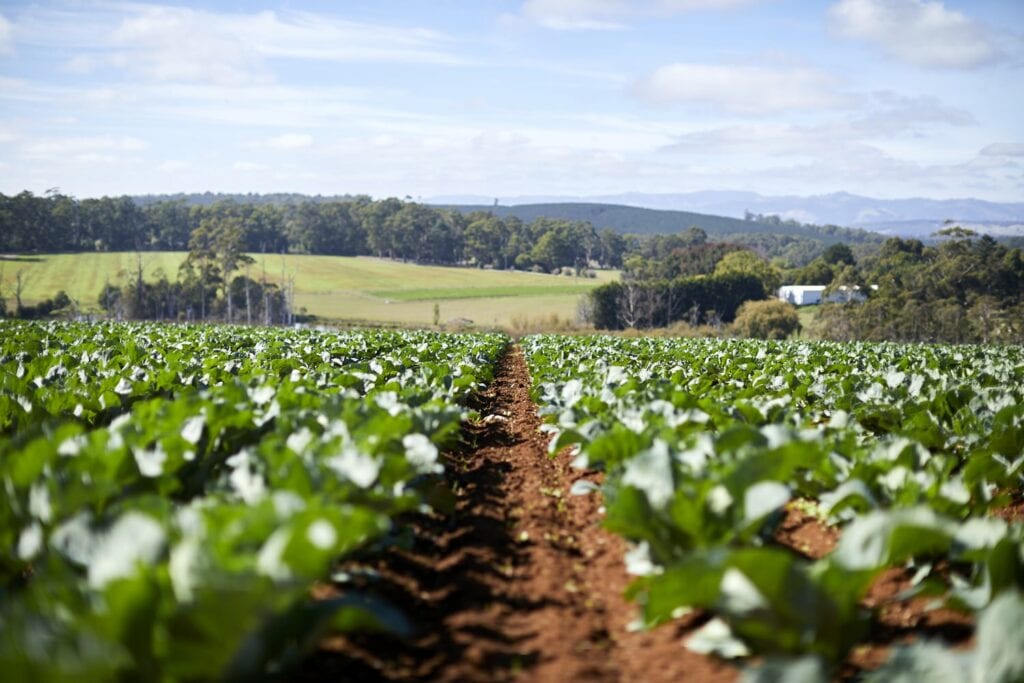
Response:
3,320,1023,681
522,335,1024,681
0,320,505,681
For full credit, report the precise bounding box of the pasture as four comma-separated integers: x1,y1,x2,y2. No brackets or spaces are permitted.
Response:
0,253,616,327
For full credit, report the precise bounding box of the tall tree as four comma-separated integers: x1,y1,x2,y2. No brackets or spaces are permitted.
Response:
464,213,508,267
212,217,254,323
713,250,782,294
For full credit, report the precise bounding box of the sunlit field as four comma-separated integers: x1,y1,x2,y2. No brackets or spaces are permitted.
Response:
0,253,617,326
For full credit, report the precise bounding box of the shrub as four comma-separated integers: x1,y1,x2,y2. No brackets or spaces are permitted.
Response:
731,299,800,340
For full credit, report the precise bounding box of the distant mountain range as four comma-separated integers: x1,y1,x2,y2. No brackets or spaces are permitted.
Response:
428,191,1024,238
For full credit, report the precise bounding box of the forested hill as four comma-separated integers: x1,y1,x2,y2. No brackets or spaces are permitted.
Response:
129,194,884,244
443,202,884,245
127,193,883,245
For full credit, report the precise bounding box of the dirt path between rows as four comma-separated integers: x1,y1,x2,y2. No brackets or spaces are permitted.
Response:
300,344,736,682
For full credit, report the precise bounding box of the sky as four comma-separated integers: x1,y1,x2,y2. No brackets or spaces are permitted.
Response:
0,0,1022,201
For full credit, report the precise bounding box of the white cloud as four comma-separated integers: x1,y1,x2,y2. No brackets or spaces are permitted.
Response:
265,133,314,150
79,87,123,105
5,114,1020,202
0,78,402,131
0,14,13,54
143,83,415,130
63,54,105,75
659,0,755,7
521,0,629,30
108,7,262,85
652,138,1021,200
829,0,1002,69
21,136,148,160
18,5,465,85
664,123,832,158
157,160,191,172
71,153,120,164
520,0,758,30
635,63,851,113
850,92,974,135
980,143,1024,158
661,92,976,160
243,10,459,63
233,161,270,172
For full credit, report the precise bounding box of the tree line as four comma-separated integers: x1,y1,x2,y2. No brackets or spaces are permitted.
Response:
583,226,1024,344
588,273,766,330
815,229,1024,344
0,191,629,271
0,191,884,271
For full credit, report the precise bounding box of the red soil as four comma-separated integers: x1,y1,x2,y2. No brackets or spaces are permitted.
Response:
774,501,840,559
300,345,736,682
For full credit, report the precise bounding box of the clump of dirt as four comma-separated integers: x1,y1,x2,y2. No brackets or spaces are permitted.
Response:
773,500,839,559
993,497,1024,523
298,345,737,682
839,564,976,677
863,566,974,635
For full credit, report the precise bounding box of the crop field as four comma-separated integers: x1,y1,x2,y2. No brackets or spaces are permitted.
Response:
1,320,1023,682
0,253,615,327
0,320,505,681
523,335,1024,680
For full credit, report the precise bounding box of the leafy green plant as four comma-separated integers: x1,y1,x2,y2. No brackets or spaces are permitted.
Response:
523,334,1024,673
0,320,507,680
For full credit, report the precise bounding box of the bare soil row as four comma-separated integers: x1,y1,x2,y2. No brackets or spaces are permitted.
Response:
299,344,733,681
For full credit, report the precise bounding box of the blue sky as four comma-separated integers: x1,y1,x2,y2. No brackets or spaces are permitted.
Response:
0,0,1021,200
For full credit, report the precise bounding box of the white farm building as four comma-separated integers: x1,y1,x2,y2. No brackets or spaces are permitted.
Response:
777,285,869,306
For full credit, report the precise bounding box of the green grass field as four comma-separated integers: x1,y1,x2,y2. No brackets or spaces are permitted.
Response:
0,253,617,327
796,304,824,338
